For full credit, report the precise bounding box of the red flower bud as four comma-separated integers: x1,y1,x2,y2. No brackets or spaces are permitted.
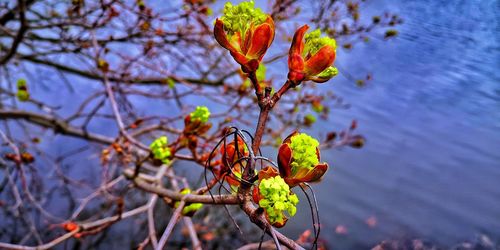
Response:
277,132,329,187
287,25,338,86
213,2,275,73
217,137,249,186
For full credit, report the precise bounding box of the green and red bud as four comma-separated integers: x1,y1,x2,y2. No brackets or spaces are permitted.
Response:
218,137,248,187
287,25,338,85
184,106,212,135
277,132,329,187
150,136,172,165
214,1,275,73
252,167,299,227
304,114,317,126
16,78,29,102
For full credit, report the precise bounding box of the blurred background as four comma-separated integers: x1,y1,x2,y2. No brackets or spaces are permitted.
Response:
0,0,499,249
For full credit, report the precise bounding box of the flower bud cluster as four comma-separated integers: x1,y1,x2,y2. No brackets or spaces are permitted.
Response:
258,176,299,225
190,106,211,123
304,29,337,56
220,1,266,39
289,133,320,174
149,136,171,164
17,79,29,102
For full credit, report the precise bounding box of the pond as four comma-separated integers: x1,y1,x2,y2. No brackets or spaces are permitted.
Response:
290,0,500,248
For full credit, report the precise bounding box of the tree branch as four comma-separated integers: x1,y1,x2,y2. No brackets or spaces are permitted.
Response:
19,55,225,87
0,0,28,65
0,109,114,145
123,168,239,205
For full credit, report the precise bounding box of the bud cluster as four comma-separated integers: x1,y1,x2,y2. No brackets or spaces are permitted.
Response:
189,106,211,123
149,136,171,164
289,133,320,174
258,176,299,225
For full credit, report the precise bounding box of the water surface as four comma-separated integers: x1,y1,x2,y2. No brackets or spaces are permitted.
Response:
291,0,500,248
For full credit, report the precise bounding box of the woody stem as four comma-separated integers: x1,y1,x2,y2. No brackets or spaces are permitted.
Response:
252,105,270,155
270,80,292,108
248,71,264,108
248,77,294,171
245,73,291,180
236,74,305,250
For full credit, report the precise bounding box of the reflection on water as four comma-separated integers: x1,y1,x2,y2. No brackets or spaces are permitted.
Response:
284,0,500,248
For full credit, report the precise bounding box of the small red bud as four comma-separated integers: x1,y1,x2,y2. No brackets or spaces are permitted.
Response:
63,222,79,232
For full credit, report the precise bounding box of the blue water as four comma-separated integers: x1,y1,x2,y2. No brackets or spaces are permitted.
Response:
281,0,500,248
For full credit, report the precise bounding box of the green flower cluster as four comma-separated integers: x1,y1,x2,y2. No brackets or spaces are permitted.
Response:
258,176,299,224
149,136,171,164
316,66,338,79
175,189,203,216
303,29,337,56
220,0,267,37
289,133,320,175
16,78,29,102
190,106,210,123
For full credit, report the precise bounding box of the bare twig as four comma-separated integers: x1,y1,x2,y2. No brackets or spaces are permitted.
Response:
0,0,28,65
